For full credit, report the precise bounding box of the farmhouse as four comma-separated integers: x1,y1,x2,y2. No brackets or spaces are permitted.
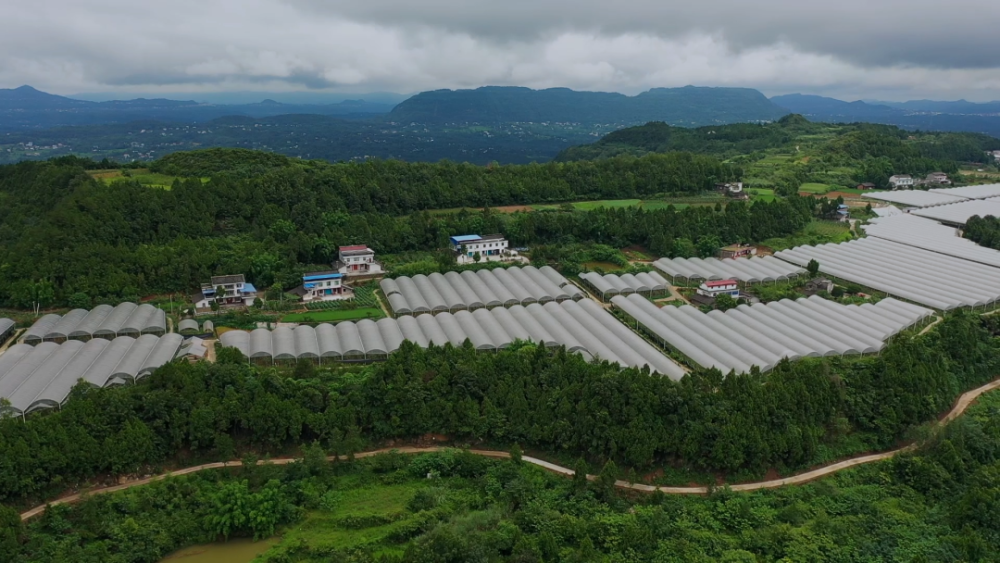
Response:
718,244,757,259
335,245,383,276
292,271,351,302
856,182,876,190
194,275,257,308
923,172,951,185
697,279,739,298
888,175,914,189
450,234,510,262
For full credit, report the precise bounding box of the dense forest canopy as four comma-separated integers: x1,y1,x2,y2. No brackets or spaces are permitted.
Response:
964,215,1000,250
0,152,822,306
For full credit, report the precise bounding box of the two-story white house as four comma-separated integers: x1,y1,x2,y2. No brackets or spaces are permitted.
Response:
888,175,914,189
696,279,740,298
335,245,383,276
293,271,350,302
450,234,509,258
194,274,257,308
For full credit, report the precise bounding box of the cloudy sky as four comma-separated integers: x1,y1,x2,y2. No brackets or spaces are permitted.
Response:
4,0,1000,101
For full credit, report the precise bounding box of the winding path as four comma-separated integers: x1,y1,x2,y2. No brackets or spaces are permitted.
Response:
19,376,1000,522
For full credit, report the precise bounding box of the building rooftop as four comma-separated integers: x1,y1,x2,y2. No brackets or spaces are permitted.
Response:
450,234,482,243
479,233,506,241
704,279,738,288
339,244,372,253
303,271,344,282
210,274,245,286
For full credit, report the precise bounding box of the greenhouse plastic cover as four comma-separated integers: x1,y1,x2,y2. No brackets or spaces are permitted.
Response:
219,301,685,379
653,256,805,283
774,237,1000,310
0,334,182,416
862,190,968,208
930,183,1000,200
580,271,668,296
909,199,1000,226
21,303,167,343
864,213,1000,268
612,293,932,375
380,266,582,316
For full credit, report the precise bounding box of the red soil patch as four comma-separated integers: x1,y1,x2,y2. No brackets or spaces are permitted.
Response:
826,191,864,200
494,205,534,213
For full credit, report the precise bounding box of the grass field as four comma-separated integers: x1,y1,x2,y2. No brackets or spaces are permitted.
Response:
749,188,776,202
281,307,385,323
88,169,209,189
761,220,853,251
799,183,838,194
267,476,429,558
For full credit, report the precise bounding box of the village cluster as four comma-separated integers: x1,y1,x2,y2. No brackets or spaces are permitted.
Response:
4,183,1000,419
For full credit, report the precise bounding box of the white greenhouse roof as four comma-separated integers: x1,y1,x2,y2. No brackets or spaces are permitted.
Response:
864,213,1000,268
910,199,1000,226
21,303,166,344
380,266,581,316
652,256,805,283
0,334,182,416
872,205,903,218
612,294,932,375
929,183,1000,200
0,318,14,338
774,237,1000,310
579,271,669,297
862,190,968,208
219,301,686,379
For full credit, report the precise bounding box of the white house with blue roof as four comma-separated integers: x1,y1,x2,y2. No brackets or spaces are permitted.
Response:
194,274,258,309
450,234,509,258
293,270,351,302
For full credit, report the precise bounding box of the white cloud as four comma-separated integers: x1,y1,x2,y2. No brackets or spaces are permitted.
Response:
1,0,999,100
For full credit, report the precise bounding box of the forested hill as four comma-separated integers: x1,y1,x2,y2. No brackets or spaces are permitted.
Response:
388,86,789,125
0,150,773,305
556,115,1000,163
771,93,1000,139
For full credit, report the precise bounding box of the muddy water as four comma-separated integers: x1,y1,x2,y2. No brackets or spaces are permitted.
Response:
159,538,278,563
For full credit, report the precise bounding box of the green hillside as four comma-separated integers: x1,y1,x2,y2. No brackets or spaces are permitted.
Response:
557,115,1000,191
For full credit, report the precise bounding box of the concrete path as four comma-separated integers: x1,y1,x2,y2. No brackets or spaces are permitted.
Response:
19,376,1000,522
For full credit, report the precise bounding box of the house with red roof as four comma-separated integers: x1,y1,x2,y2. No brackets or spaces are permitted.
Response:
696,279,739,298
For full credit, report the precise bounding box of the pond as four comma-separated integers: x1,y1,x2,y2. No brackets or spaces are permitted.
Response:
160,538,278,563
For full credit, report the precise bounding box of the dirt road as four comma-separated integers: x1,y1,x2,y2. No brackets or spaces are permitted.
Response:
20,376,1000,521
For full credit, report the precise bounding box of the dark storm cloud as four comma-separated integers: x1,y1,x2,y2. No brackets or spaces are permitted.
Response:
1,0,999,100
290,0,1000,69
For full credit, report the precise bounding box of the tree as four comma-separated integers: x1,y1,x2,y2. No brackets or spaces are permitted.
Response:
67,292,90,309
807,258,820,277
715,294,737,312
215,285,227,304
573,458,589,492
596,460,618,501
473,251,482,263
210,299,220,313
509,443,523,465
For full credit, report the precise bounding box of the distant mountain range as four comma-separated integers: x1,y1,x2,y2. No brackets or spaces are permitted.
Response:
388,86,788,126
6,84,1000,165
1,85,791,132
770,94,1000,138
0,86,395,130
